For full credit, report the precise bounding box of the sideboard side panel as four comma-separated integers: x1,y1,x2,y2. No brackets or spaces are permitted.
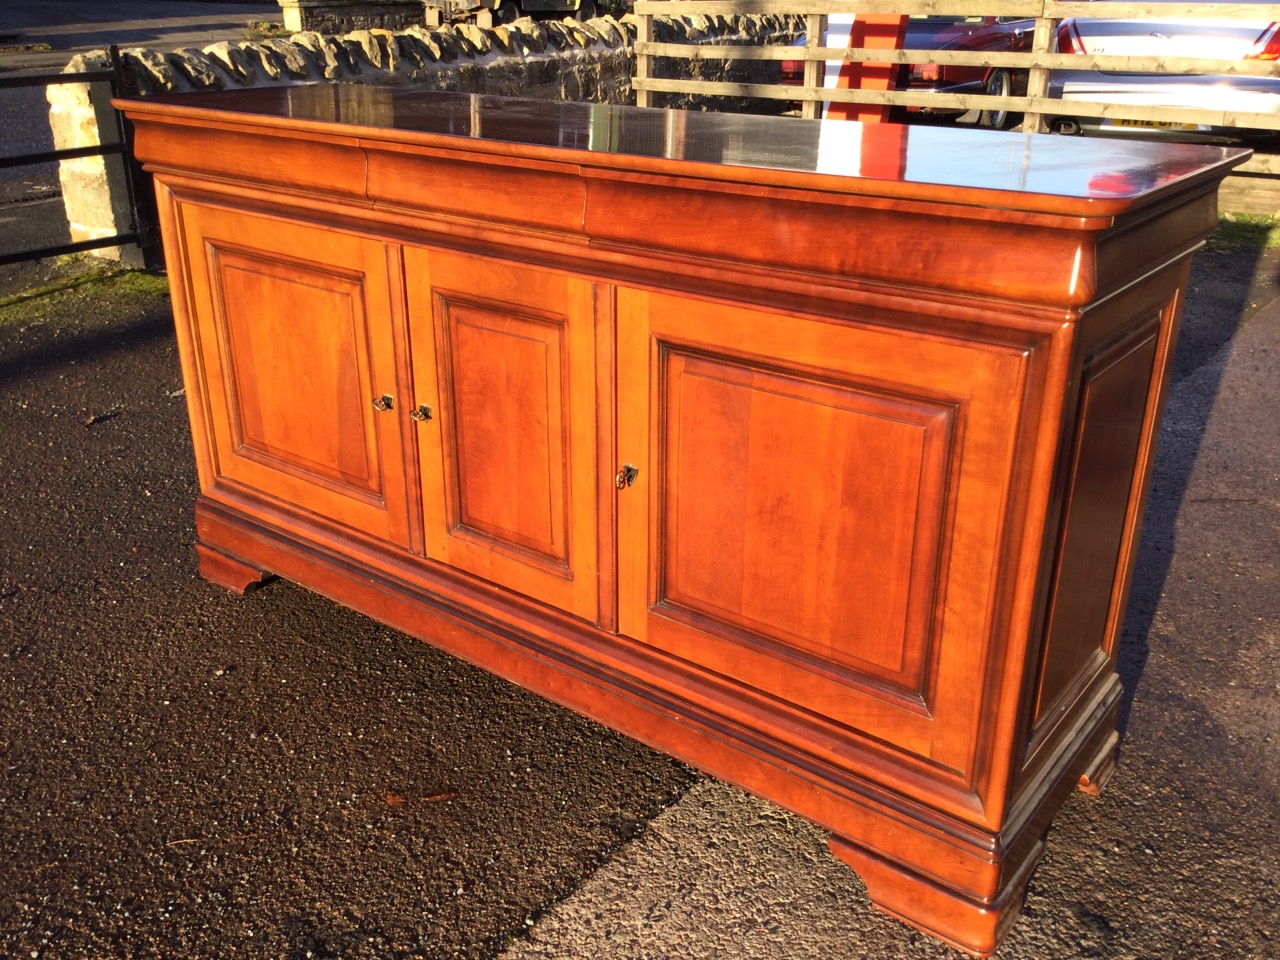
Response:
1028,270,1187,748
1035,322,1160,718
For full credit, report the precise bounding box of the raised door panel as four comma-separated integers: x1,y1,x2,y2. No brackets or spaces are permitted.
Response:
656,354,953,689
175,201,409,546
1032,313,1162,725
616,287,1036,781
404,249,599,622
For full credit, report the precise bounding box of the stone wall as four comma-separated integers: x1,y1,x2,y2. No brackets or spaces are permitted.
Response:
48,13,802,264
119,17,641,103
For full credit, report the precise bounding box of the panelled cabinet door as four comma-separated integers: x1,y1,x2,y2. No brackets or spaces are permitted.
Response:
174,202,411,546
403,249,600,622
616,287,1036,787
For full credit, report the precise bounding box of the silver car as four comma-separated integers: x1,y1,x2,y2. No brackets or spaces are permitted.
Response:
1046,0,1280,142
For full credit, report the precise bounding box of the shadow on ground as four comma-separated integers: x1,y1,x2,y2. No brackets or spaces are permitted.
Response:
0,266,694,959
1,242,1277,958
1115,240,1280,736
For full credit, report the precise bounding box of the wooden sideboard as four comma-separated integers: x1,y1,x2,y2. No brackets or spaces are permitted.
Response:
118,85,1247,956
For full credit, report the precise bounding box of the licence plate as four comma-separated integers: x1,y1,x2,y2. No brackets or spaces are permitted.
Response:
1104,118,1206,131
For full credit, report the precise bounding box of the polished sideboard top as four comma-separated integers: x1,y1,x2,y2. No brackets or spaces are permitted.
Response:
122,84,1248,214
119,85,1250,308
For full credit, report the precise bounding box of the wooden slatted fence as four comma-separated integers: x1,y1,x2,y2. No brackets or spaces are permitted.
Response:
633,0,1280,153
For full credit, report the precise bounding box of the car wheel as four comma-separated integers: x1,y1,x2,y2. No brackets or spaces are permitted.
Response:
979,69,1020,131
494,0,519,23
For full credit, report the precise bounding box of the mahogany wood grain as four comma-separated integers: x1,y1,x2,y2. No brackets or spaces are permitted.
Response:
118,87,1249,957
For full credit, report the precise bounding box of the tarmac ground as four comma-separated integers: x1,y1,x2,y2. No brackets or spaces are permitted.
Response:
2,3,1279,959
1,203,1277,960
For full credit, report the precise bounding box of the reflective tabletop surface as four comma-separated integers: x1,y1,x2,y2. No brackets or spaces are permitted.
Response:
123,84,1251,211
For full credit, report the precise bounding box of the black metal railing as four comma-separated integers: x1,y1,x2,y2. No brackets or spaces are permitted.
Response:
0,46,158,267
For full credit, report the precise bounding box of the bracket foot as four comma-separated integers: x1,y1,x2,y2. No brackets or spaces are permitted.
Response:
196,541,274,595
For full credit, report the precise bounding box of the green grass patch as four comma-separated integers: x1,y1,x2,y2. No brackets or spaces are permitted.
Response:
1207,213,1280,252
0,35,53,52
0,265,169,323
244,20,289,41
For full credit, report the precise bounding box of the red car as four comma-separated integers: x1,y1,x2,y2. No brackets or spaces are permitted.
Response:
782,15,1035,129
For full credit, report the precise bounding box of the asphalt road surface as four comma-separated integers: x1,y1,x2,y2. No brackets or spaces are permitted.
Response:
0,261,697,960
1,217,1278,960
2,3,1279,957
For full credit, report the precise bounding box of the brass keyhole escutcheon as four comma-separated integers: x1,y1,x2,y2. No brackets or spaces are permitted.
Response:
615,464,639,489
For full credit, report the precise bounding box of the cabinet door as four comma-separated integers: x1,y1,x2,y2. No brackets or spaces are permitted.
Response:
404,249,600,622
617,287,1034,776
175,201,410,546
